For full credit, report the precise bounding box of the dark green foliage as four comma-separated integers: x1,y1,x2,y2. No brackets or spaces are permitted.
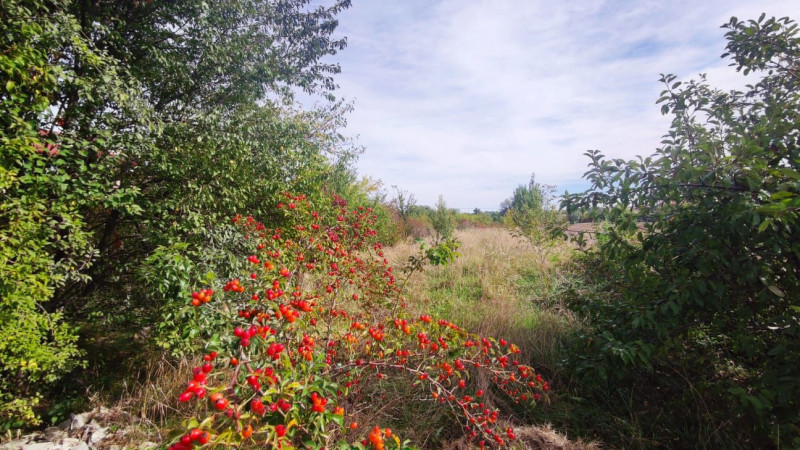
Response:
0,0,144,427
52,0,356,322
1,0,356,427
564,15,800,448
76,0,350,112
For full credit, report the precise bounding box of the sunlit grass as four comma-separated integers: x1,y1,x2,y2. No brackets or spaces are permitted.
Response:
386,228,577,370
382,228,597,448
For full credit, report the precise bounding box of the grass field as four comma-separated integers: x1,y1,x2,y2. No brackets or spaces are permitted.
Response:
384,228,598,448
387,227,577,367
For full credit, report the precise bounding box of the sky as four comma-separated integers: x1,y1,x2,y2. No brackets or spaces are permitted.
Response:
314,0,800,211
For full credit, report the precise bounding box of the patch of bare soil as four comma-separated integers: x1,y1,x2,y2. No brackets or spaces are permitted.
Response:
565,222,599,246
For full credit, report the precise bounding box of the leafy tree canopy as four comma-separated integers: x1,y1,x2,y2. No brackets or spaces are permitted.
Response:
1,0,357,428
565,14,800,446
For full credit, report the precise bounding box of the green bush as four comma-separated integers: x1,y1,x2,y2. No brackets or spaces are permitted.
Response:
0,0,148,427
431,196,456,241
1,0,356,427
502,174,566,261
564,15,800,447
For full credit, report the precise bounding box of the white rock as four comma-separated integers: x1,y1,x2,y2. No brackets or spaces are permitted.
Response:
85,420,100,433
69,413,91,430
44,427,66,441
61,439,88,450
59,439,79,446
13,443,51,450
0,439,25,449
88,428,107,445
19,434,41,443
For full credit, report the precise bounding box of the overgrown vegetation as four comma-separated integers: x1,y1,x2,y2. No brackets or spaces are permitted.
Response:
1,0,367,429
501,173,567,264
561,14,800,448
166,194,551,449
2,1,798,448
386,189,503,242
385,227,580,446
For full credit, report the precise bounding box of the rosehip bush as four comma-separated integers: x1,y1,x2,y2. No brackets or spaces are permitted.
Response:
171,194,548,448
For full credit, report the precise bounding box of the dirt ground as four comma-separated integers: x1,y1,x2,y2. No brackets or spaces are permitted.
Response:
565,222,599,246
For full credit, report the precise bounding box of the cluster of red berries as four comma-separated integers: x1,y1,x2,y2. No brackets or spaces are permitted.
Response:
264,279,285,301
309,392,328,413
237,307,262,319
368,327,384,342
168,428,210,450
209,392,230,411
174,194,548,448
365,426,391,450
265,342,285,360
190,289,213,307
248,396,292,417
223,279,244,293
178,352,216,402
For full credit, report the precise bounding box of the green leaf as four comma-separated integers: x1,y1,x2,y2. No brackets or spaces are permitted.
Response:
767,343,787,356
767,285,785,298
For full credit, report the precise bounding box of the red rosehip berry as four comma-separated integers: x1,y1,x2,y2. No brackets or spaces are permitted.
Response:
197,432,210,445
189,428,203,441
214,397,229,411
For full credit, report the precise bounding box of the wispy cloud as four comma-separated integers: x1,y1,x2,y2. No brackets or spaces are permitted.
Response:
326,0,800,210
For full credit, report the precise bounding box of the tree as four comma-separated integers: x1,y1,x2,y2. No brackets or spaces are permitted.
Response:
53,0,355,308
502,173,565,262
391,185,417,221
565,15,800,447
1,0,355,427
0,0,143,427
431,195,456,241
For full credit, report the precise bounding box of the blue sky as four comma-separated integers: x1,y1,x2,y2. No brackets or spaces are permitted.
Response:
316,0,800,211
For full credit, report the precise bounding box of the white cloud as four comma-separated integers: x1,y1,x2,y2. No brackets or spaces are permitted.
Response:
323,0,800,210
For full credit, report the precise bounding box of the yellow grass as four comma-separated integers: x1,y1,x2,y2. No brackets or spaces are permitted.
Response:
382,228,595,448
386,228,577,370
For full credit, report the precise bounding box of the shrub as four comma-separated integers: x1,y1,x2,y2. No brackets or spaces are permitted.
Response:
1,0,356,427
564,15,800,447
430,196,456,241
403,217,433,241
168,194,549,448
0,0,142,427
502,174,566,262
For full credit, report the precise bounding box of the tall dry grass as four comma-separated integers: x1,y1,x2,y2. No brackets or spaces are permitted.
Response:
382,228,595,448
97,354,201,446
386,228,577,371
